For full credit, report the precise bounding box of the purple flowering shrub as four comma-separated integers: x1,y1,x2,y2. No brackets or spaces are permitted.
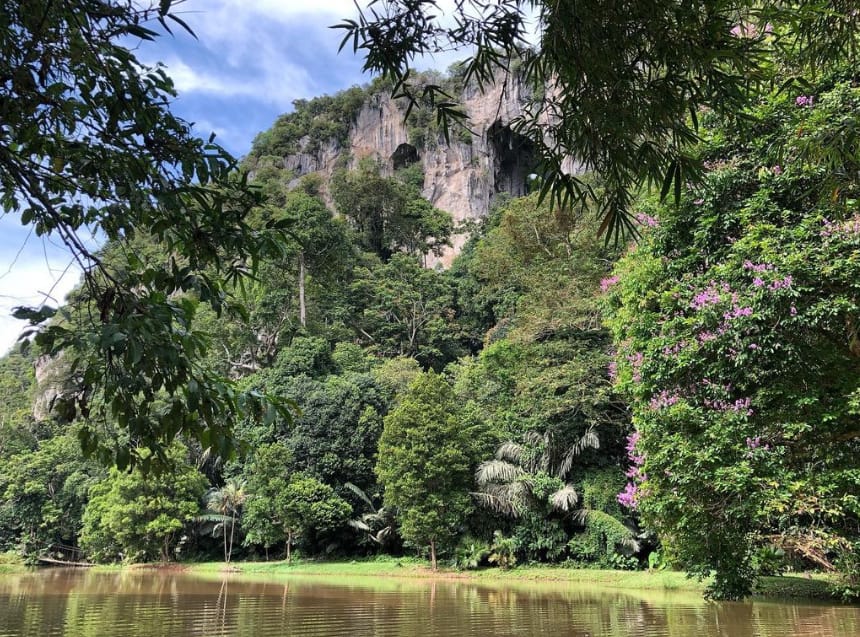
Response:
603,78,860,599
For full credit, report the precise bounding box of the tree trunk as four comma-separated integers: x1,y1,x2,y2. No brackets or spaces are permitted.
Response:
430,539,437,571
227,510,236,563
223,520,228,563
298,251,306,328
286,530,292,563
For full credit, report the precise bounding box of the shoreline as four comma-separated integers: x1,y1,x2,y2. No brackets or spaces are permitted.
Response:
147,558,846,601
2,557,844,602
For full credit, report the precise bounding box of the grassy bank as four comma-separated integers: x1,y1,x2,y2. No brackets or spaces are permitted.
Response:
183,557,840,601
0,551,27,574
1,554,840,602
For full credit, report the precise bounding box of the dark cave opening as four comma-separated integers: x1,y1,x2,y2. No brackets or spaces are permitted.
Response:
391,143,420,170
488,121,537,198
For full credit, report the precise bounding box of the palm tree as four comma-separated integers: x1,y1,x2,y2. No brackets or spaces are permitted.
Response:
205,478,247,563
344,482,397,550
474,428,599,517
474,428,639,556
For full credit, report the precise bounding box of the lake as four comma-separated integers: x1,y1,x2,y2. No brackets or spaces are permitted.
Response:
0,569,858,636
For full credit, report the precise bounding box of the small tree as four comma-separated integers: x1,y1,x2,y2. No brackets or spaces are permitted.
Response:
276,473,352,563
242,443,291,560
80,443,206,562
242,443,351,562
205,478,247,563
376,371,475,569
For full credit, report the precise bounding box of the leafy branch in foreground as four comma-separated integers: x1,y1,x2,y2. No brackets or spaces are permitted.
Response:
1,1,289,468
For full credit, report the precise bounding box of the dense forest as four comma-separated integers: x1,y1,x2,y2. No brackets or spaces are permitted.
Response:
2,27,860,604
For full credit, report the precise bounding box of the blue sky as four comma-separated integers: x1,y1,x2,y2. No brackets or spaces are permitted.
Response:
0,1,472,354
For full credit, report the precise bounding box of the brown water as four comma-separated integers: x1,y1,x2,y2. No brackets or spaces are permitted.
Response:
0,569,858,637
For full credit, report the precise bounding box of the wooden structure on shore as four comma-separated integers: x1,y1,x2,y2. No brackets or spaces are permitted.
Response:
36,543,93,568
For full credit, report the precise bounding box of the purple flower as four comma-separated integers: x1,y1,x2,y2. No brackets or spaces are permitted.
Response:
724,306,753,320
772,165,782,175
753,277,764,287
691,284,722,310
649,390,680,410
600,275,620,292
696,331,717,344
795,95,814,107
743,261,773,273
617,482,638,508
635,212,659,228
625,432,641,454
770,276,793,290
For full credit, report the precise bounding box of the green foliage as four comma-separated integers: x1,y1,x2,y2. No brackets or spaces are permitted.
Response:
753,545,788,577
350,254,465,368
204,478,247,563
488,530,517,569
604,77,860,599
271,337,334,379
0,346,36,437
371,357,422,402
332,343,373,374
648,550,669,571
249,87,367,157
567,510,639,564
331,161,452,261
0,428,102,554
242,443,352,560
262,372,387,496
376,371,481,567
242,443,292,554
277,473,353,561
511,512,569,562
345,482,397,551
452,536,491,569
80,443,206,562
2,1,289,467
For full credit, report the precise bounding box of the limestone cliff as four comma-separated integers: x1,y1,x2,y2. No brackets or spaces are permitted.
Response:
270,77,547,267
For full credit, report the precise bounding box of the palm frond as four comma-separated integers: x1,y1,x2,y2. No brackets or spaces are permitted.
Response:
373,527,393,544
348,519,372,532
495,441,524,463
471,490,523,518
476,459,524,485
194,513,230,524
558,427,600,477
344,481,376,510
549,484,579,512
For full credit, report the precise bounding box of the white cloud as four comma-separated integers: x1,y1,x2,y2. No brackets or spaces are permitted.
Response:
143,1,364,108
161,56,314,106
0,255,80,356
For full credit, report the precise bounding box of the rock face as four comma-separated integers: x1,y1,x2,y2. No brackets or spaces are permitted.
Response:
280,78,544,267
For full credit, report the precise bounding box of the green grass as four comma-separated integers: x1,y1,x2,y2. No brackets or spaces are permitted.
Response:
756,574,840,601
0,551,28,574
182,558,839,601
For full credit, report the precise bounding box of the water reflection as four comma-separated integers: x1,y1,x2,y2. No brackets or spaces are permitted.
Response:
0,569,857,636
